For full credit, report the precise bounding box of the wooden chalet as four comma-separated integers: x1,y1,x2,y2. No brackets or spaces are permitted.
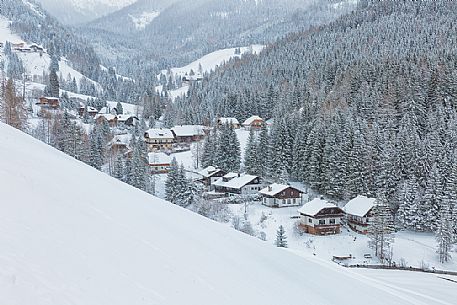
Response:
148,152,172,174
95,114,118,127
144,128,175,151
197,166,227,187
29,43,44,53
216,117,240,129
242,115,264,130
213,173,263,196
343,195,376,234
36,97,59,109
298,198,344,235
117,114,139,127
259,183,303,208
78,105,98,117
171,125,206,143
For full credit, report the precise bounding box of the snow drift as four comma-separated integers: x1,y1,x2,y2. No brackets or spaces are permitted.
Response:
0,122,450,305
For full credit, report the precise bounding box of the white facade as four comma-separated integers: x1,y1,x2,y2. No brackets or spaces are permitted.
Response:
299,215,342,228
263,197,301,207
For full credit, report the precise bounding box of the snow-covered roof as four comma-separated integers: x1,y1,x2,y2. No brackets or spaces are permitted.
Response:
109,134,132,147
198,166,222,178
343,195,376,217
148,152,172,165
171,125,205,137
95,113,117,121
145,128,174,139
219,117,239,125
117,114,138,122
242,115,263,126
213,174,258,190
259,183,300,197
298,198,339,217
223,172,239,179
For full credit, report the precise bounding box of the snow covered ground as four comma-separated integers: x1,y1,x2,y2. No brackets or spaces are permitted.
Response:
161,44,264,77
1,122,456,305
1,16,102,93
226,202,457,272
0,17,23,43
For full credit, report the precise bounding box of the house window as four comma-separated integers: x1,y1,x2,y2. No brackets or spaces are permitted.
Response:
293,198,296,204
308,218,313,223
329,219,336,224
319,219,325,225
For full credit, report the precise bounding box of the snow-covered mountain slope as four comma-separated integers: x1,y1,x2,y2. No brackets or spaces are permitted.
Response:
36,0,136,24
157,45,264,100
1,123,455,305
0,16,101,93
161,44,264,77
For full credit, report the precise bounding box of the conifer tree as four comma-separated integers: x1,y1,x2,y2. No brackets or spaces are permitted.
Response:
244,128,260,175
435,200,454,263
368,194,395,263
275,225,288,248
165,157,179,203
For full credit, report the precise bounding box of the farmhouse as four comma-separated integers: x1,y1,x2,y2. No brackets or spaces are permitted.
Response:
36,97,59,109
217,117,240,129
259,183,303,207
95,114,118,127
197,166,227,187
213,173,263,196
78,104,98,117
298,198,344,235
117,114,139,127
144,128,175,151
242,115,264,130
148,152,172,174
343,195,376,234
171,125,205,143
29,43,44,53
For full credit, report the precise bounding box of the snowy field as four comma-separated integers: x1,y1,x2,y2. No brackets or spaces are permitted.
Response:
161,44,264,77
226,202,457,272
1,122,456,305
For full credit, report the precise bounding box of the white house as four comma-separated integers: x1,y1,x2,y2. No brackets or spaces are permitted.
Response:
171,125,206,142
213,173,263,196
343,195,376,234
298,198,344,235
259,183,303,207
144,128,175,151
148,152,172,174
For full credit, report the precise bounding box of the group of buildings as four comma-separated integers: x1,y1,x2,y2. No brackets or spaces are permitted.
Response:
197,165,376,236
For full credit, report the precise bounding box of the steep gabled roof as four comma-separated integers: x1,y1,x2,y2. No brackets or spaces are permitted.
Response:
344,195,376,217
298,198,341,217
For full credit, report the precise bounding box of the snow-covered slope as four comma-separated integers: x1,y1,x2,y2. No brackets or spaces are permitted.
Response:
161,44,264,77
0,123,455,304
0,16,102,92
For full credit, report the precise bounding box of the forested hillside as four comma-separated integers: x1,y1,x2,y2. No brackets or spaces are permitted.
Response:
176,0,457,233
3,0,101,80
80,0,356,75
